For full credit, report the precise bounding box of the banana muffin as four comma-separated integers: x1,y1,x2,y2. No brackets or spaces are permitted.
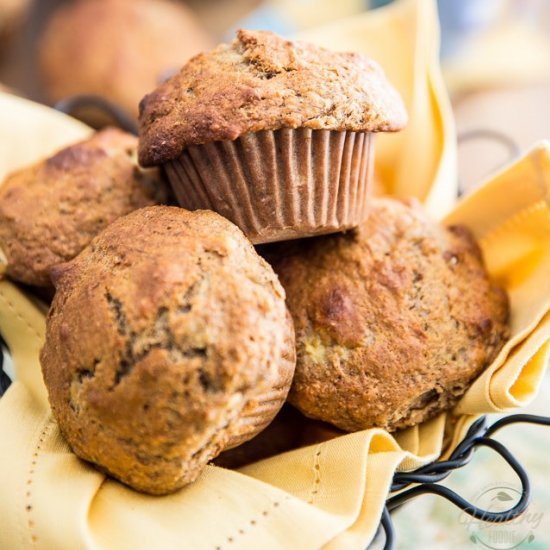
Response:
39,0,213,118
40,206,295,494
0,127,167,287
139,29,407,243
270,198,509,432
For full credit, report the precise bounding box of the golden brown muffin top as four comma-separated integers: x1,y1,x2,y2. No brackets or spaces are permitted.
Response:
270,198,509,432
138,29,407,166
39,0,213,118
0,127,166,287
41,206,293,494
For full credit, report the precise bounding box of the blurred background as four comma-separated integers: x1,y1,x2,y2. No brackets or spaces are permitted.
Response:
1,0,549,548
2,0,549,191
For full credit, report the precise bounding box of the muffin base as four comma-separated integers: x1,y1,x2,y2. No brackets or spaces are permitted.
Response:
225,312,296,450
165,129,374,243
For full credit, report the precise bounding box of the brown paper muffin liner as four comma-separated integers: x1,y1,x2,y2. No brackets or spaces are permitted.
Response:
165,128,374,244
224,381,292,451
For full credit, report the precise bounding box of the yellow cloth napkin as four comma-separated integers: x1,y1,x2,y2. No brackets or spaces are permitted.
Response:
1,1,550,549
1,144,550,550
298,0,457,217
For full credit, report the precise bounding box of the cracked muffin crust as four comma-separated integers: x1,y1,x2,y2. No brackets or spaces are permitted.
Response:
138,29,407,166
0,128,167,287
270,198,509,433
40,206,295,494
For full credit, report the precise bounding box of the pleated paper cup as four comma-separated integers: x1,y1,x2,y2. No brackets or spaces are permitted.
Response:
164,128,374,244
224,376,294,450
224,313,296,450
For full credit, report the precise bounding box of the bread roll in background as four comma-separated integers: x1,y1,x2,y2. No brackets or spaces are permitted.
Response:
0,81,13,93
39,0,214,118
0,128,168,288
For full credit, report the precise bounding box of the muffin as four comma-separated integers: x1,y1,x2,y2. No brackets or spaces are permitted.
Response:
39,0,213,119
40,206,296,494
214,404,343,470
138,29,407,244
0,127,167,287
213,405,304,470
270,198,509,432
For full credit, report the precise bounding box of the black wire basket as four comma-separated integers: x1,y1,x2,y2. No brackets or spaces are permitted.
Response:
0,97,531,548
376,413,550,549
54,95,138,136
